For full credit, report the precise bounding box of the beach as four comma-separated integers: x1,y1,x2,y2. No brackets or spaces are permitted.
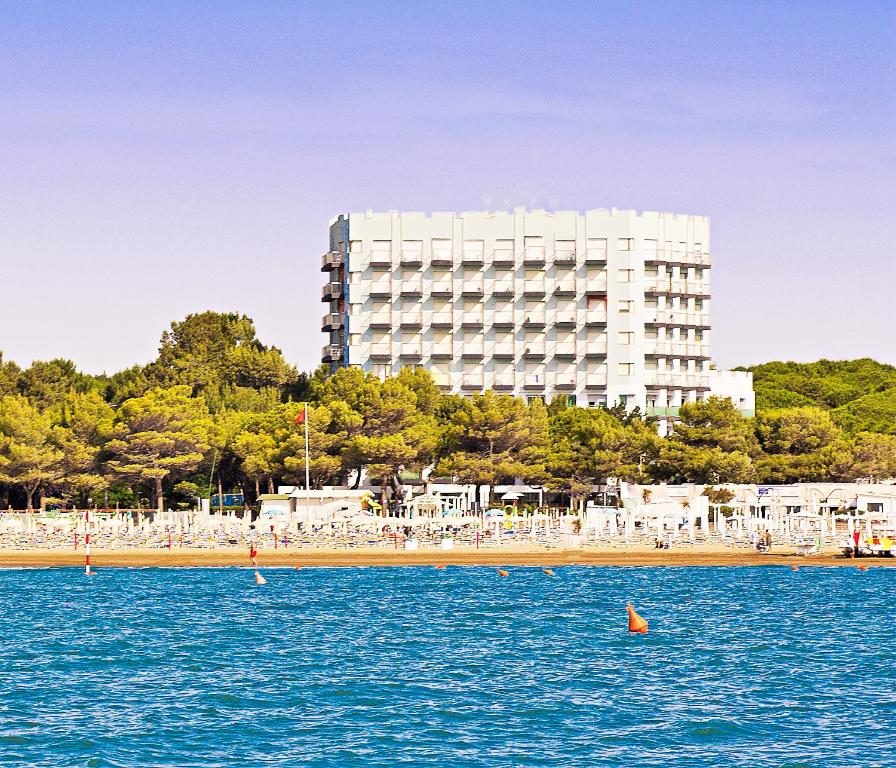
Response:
2,544,892,568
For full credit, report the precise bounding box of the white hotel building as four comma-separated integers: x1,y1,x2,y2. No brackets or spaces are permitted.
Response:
322,207,729,432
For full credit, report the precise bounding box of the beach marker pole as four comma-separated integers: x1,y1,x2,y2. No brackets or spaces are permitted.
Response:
85,508,91,575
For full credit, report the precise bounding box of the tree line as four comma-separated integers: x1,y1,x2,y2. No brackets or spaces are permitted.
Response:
1,312,895,511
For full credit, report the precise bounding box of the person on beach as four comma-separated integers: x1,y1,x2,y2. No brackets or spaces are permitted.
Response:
852,527,861,558
250,543,258,565
763,529,772,551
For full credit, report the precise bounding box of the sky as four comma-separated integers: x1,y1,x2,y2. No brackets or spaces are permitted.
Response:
0,0,893,375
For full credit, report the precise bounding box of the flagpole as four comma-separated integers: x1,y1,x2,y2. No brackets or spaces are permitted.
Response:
304,402,311,532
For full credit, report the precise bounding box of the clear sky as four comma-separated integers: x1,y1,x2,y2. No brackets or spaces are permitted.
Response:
1,1,893,374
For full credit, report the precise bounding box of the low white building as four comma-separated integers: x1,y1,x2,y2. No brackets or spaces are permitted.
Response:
709,369,755,416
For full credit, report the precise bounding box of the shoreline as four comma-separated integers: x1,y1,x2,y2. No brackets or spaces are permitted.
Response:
0,546,893,568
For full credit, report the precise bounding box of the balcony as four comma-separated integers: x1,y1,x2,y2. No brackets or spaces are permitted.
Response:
492,247,515,266
461,312,484,328
368,250,392,268
400,248,423,267
523,312,546,327
492,340,515,358
431,249,454,267
523,277,546,295
523,342,545,357
399,341,423,358
523,246,546,265
400,275,423,295
685,252,712,267
430,275,453,295
585,247,607,264
321,250,342,271
585,308,608,325
461,246,485,266
523,374,544,389
554,249,577,265
585,371,607,388
461,275,485,295
584,339,607,356
492,310,515,327
493,373,515,390
369,343,391,358
585,271,607,292
554,278,576,295
400,311,423,328
553,341,576,358
461,375,484,390
431,309,453,327
430,340,453,358
492,276,515,294
321,312,343,331
645,371,676,387
554,373,577,390
554,310,577,327
369,278,392,298
321,282,342,302
461,341,485,358
321,344,342,363
369,310,392,329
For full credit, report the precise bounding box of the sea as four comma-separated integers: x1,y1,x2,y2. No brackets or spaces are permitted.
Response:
0,565,893,768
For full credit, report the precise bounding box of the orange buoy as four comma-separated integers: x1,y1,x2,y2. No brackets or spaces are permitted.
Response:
496,568,509,577
627,604,648,634
858,564,868,571
254,571,267,585
791,565,800,571
435,564,445,570
542,568,555,576
294,565,302,570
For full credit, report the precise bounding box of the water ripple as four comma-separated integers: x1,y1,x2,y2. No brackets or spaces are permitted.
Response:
0,566,893,767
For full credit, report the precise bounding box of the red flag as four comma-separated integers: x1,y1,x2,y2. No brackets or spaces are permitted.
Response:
294,406,306,426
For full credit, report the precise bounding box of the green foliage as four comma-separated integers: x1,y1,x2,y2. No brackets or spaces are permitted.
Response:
106,386,213,511
3,331,896,510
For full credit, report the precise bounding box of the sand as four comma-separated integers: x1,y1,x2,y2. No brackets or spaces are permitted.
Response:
0,545,892,568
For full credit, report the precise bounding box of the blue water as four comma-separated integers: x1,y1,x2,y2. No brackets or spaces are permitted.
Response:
1,566,893,768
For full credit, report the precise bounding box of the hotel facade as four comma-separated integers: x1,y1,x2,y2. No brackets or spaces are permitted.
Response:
321,208,722,432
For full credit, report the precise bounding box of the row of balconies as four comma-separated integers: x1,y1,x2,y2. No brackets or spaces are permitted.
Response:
644,278,710,296
644,310,711,329
645,371,711,388
365,308,608,328
431,369,609,391
643,341,708,357
364,339,608,358
346,246,609,269
644,251,712,267
359,274,606,298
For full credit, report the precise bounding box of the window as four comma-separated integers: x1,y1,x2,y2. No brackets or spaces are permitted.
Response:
587,295,606,309
526,396,545,405
618,269,634,283
349,240,362,253
371,240,391,252
618,331,634,345
617,300,633,313
617,238,634,251
618,363,634,376
372,363,391,379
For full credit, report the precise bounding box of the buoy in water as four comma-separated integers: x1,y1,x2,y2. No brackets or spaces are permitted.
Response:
627,604,648,634
294,565,302,570
858,564,868,572
435,564,445,570
791,565,800,571
254,571,267,585
542,568,555,576
496,568,509,577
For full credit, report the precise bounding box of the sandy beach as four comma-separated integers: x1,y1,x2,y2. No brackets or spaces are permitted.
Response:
1,545,892,568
